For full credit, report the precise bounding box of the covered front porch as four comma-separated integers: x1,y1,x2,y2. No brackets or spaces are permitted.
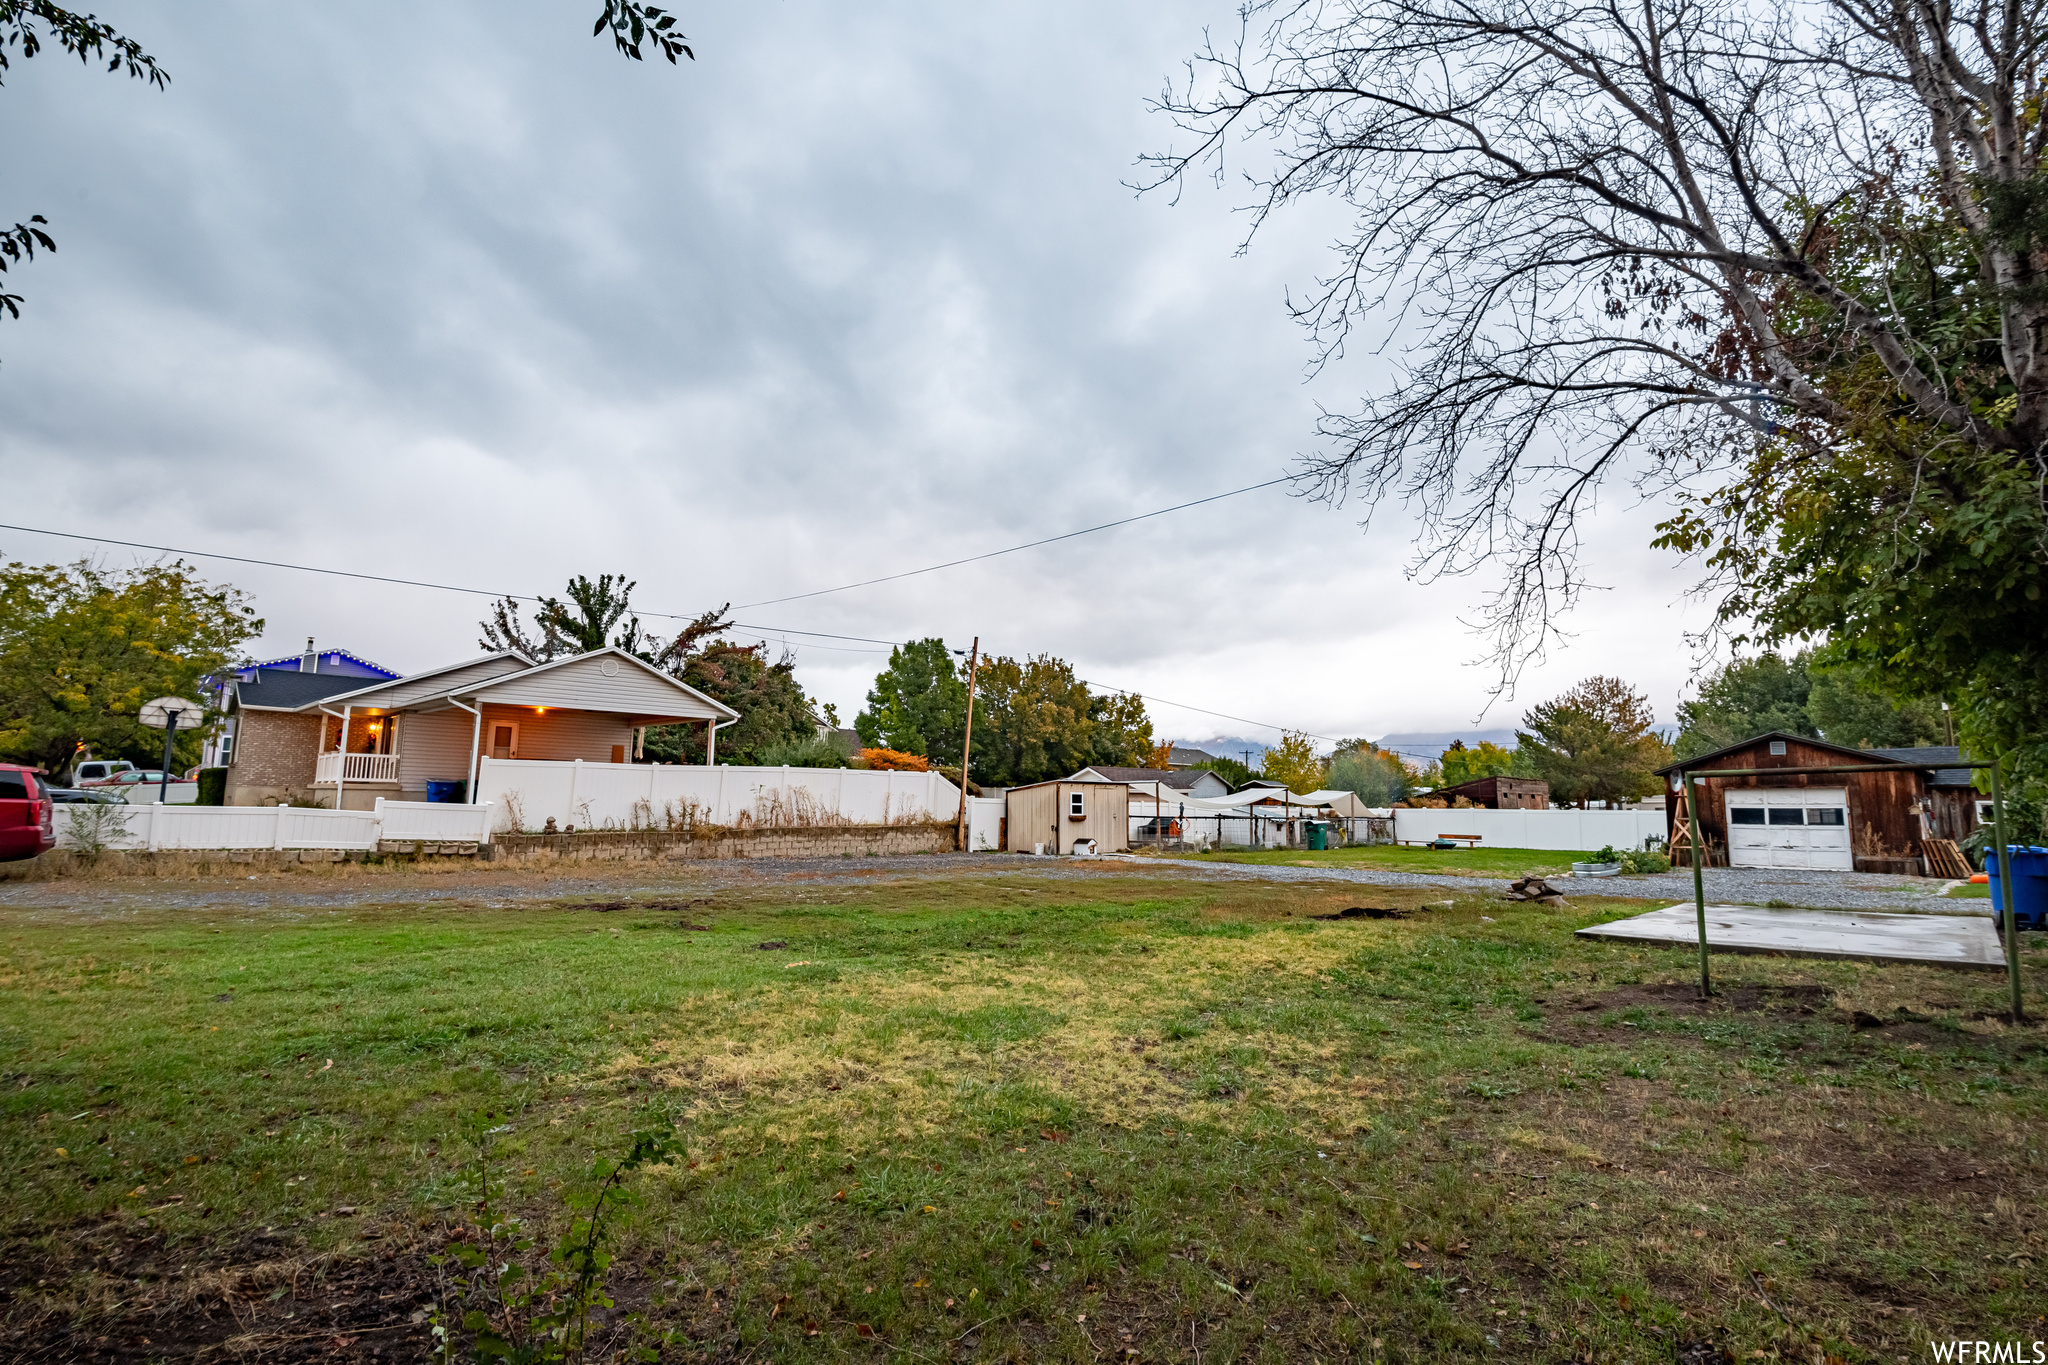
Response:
311,648,741,811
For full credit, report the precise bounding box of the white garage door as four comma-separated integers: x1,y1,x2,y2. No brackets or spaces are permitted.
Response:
1725,788,1852,870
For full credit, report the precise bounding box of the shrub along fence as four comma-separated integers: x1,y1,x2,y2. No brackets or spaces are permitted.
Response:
474,759,963,835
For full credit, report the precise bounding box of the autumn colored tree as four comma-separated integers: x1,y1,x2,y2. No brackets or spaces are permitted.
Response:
1516,677,1672,807
1260,731,1326,794
0,557,263,772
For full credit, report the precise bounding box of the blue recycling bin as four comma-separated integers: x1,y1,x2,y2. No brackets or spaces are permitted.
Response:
425,779,465,804
1986,846,2048,932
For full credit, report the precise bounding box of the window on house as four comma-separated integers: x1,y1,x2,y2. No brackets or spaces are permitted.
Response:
1070,792,1085,818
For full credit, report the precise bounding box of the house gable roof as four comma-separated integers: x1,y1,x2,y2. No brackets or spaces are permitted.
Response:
453,647,740,722
301,652,536,712
230,669,386,712
1655,731,1938,777
1070,766,1222,791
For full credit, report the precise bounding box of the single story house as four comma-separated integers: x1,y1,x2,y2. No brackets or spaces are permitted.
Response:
1067,765,1234,799
222,646,739,809
1657,733,1981,874
1003,779,1130,854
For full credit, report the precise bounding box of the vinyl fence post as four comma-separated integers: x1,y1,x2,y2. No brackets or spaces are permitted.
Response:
1685,771,1711,999
273,803,287,851
373,795,386,845
479,802,494,846
146,801,162,852
567,759,582,830
1989,764,2025,1022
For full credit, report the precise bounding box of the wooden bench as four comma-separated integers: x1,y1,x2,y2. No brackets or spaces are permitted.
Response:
1435,833,1483,845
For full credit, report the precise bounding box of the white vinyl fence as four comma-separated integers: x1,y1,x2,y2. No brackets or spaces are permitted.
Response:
1392,807,1668,852
55,799,494,852
475,758,964,835
964,796,1003,852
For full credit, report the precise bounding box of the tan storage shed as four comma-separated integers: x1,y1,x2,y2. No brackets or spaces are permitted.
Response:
1004,779,1130,854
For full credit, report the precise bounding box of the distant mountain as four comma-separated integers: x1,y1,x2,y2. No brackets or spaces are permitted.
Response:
1173,735,1271,767
1373,730,1521,763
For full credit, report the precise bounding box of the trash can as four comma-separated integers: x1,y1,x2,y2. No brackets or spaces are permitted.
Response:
425,780,464,804
1306,822,1328,851
1986,846,2048,932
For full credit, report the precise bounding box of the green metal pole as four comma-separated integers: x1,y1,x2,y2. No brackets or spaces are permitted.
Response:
1685,771,1711,998
1989,764,2025,1023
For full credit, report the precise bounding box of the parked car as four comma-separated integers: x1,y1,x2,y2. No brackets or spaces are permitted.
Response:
103,770,200,804
0,764,56,861
71,759,136,786
47,787,125,804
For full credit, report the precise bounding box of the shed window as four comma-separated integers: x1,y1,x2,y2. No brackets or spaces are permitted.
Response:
1069,792,1085,818
1767,807,1804,825
1768,740,1787,755
1806,808,1845,826
1731,807,1766,825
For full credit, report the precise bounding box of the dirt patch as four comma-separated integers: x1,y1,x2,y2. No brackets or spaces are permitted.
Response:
1546,982,1833,1019
0,1218,441,1363
0,1216,696,1364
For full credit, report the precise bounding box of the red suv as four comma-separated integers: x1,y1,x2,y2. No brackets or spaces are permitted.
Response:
1,764,56,861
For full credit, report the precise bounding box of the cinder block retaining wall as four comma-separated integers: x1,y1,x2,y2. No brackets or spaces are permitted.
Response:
483,823,957,864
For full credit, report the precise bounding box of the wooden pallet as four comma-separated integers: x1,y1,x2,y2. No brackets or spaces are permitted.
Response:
1922,838,1973,880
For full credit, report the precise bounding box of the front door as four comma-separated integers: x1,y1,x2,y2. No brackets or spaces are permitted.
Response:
489,722,518,761
1725,788,1852,870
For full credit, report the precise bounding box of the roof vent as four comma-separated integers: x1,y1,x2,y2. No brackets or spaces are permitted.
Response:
303,637,317,674
1768,740,1787,755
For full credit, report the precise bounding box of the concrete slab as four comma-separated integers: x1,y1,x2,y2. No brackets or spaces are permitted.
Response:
1577,903,2006,969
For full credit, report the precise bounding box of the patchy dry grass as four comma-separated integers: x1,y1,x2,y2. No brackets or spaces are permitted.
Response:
0,869,2043,1362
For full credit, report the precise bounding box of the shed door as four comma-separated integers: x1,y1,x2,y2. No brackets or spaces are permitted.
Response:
1724,788,1851,870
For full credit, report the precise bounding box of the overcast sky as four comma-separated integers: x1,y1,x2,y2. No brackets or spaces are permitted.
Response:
1,0,1717,749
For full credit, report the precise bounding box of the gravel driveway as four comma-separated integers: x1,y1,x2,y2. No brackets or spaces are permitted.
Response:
0,850,1974,917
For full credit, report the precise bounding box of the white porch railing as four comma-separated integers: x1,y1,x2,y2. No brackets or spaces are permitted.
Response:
315,751,400,785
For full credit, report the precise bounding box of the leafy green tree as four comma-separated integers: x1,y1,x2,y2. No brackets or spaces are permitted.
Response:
1807,669,1946,751
965,655,1152,786
1438,740,1515,787
1673,654,1816,760
1517,677,1672,808
1087,690,1154,768
0,557,262,772
1260,730,1325,794
854,639,966,762
641,641,812,766
1673,651,1949,758
1326,744,1408,806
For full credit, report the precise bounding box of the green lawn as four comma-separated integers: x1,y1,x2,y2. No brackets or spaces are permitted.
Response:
2,871,2043,1362
1169,842,1605,878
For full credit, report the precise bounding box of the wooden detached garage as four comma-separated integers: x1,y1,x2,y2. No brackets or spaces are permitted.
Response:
1658,732,1948,874
1003,779,1130,854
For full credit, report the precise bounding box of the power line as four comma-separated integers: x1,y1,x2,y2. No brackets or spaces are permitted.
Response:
1,519,1444,753
734,477,1291,608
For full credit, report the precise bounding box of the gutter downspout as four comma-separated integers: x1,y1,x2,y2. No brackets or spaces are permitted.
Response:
705,718,722,766
450,697,482,802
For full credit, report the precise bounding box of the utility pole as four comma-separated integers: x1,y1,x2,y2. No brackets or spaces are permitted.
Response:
955,637,981,852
